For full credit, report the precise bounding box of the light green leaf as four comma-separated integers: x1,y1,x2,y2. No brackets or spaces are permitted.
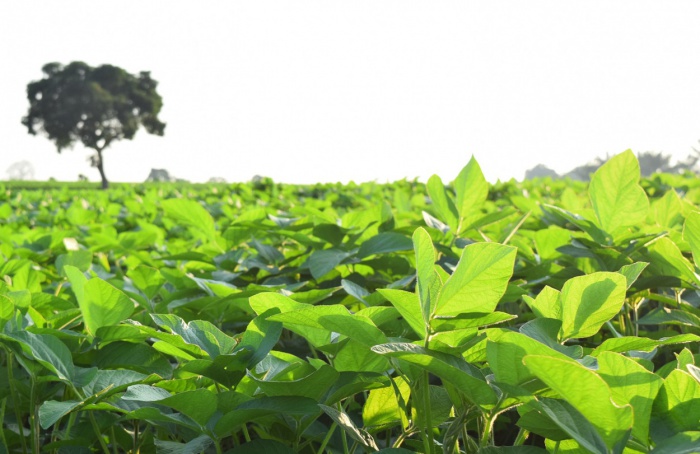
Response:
589,150,649,235
413,227,440,324
522,286,561,320
161,198,216,241
436,242,516,317
596,351,663,442
453,157,488,228
651,369,700,440
128,265,165,300
372,342,497,407
80,277,135,336
426,175,459,231
362,377,410,428
559,272,627,340
376,289,424,337
523,355,633,449
592,334,700,355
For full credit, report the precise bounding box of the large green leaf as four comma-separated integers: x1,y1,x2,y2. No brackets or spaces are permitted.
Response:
435,242,516,317
589,150,648,235
362,377,410,428
596,351,663,442
523,355,633,449
161,198,217,241
426,175,459,231
372,342,497,407
453,157,488,230
651,369,700,441
558,272,627,340
4,331,76,382
413,227,440,324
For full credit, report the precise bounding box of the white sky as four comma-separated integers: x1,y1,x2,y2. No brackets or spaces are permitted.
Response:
2,1,700,184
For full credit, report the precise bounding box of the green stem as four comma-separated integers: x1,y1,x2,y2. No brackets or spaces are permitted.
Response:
242,424,251,442
315,420,338,454
421,371,435,454
513,427,529,446
5,351,28,454
479,414,493,447
88,411,111,454
29,377,39,454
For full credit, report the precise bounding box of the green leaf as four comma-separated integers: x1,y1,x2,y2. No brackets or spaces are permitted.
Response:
358,232,413,258
161,198,216,241
435,242,517,317
307,248,354,280
413,227,440,324
596,351,663,442
319,404,379,451
486,329,572,388
72,275,134,336
522,286,561,320
215,396,320,436
523,355,633,449
4,331,75,381
651,369,700,440
55,250,92,277
618,262,649,289
558,272,627,340
650,431,700,454
237,310,282,368
647,237,699,285
372,342,497,407
127,265,165,300
362,377,410,428
592,334,700,355
426,174,459,231
38,400,82,429
150,314,237,358
530,398,609,454
453,156,488,229
377,289,424,337
250,365,339,401
683,211,700,268
589,150,649,234
159,389,218,426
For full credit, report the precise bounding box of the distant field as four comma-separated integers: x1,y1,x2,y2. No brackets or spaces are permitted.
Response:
1,152,699,453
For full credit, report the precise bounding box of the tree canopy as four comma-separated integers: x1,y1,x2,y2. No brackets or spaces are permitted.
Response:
22,61,166,188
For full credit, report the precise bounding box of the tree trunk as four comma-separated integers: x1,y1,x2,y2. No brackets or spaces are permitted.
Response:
95,149,109,189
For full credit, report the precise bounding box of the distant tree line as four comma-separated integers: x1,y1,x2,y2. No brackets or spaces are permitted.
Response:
524,149,700,181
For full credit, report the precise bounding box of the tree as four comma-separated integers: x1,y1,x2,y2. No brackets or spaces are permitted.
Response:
22,61,166,189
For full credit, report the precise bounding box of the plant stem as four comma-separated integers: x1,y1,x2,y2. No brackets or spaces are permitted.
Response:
5,351,28,454
88,411,111,454
513,427,529,446
29,377,39,454
421,371,435,454
315,420,338,454
479,414,493,447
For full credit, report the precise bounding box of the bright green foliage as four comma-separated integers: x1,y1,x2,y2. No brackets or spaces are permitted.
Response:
589,149,649,236
0,151,699,452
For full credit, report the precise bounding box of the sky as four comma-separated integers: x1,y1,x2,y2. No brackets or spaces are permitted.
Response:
2,1,700,185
